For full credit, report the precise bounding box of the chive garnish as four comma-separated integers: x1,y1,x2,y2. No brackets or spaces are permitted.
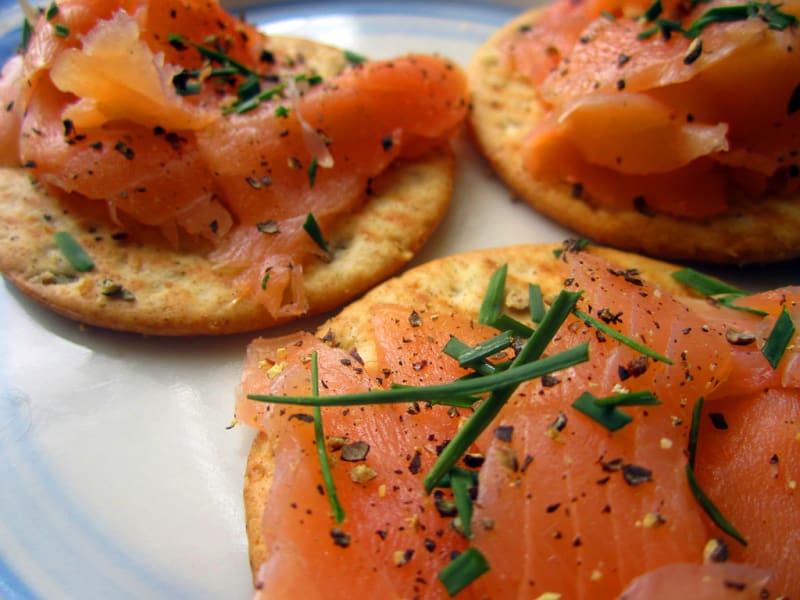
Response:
685,1,796,37
672,267,743,296
686,397,747,546
443,336,500,376
20,18,33,53
54,231,94,272
167,33,256,77
45,2,59,20
762,307,795,368
423,290,585,492
237,74,261,102
572,391,659,431
688,396,704,469
478,264,507,325
260,271,270,291
248,343,589,409
450,468,475,538
642,0,663,21
573,309,673,364
53,23,69,38
686,465,748,546
671,267,767,316
344,49,367,65
489,314,534,338
308,157,319,188
303,212,329,253
453,331,514,369
438,547,490,596
529,283,545,323
311,351,345,523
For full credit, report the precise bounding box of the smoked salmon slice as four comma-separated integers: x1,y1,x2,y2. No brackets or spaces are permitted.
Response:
0,0,468,318
237,244,798,598
497,0,800,218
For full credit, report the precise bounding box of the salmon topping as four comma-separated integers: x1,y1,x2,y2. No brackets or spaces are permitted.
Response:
1,0,468,317
238,248,799,598
501,0,800,218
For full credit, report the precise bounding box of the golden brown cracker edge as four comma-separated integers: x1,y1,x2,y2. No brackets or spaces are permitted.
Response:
241,241,700,585
467,7,800,265
0,36,456,335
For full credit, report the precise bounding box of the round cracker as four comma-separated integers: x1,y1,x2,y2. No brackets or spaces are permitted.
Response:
468,7,800,265
242,242,700,584
0,36,455,335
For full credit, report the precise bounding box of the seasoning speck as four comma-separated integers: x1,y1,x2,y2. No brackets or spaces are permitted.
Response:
330,527,351,548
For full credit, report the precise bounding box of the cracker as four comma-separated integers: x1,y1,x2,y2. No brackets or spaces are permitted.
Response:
468,7,800,265
242,242,698,584
0,36,455,335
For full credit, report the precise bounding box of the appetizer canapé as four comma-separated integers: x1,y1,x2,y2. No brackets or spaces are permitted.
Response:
0,0,467,334
238,242,799,598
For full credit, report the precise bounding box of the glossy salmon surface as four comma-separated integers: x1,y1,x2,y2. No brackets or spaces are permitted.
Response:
496,0,800,218
0,0,468,317
238,248,799,598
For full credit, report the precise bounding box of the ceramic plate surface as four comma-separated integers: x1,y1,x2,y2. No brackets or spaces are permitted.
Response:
0,1,797,599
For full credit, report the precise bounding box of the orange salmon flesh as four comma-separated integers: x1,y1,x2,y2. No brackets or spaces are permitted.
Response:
0,0,468,318
238,249,799,599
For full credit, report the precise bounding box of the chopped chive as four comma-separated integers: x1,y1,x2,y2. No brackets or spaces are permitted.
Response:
686,464,747,546
688,397,704,469
490,314,534,338
478,264,507,325
438,547,490,596
167,33,256,77
54,231,94,272
274,105,290,118
523,290,583,362
553,238,590,259
573,309,673,364
592,390,660,407
237,74,261,102
685,1,797,38
443,336,501,377
424,292,585,492
45,2,59,20
671,267,743,296
311,351,345,523
637,24,659,38
529,283,545,323
454,331,514,369
308,157,319,188
388,383,480,408
249,343,589,409
260,271,270,290
762,307,795,368
344,49,367,65
20,18,33,52
303,212,329,253
572,392,633,431
642,0,663,21
450,468,474,538
53,23,69,37
672,267,767,316
685,396,746,545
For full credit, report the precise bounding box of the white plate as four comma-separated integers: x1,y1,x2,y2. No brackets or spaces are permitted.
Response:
0,2,796,599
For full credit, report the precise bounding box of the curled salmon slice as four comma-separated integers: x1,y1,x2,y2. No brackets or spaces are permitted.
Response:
503,0,800,217
618,562,773,599
4,0,468,318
